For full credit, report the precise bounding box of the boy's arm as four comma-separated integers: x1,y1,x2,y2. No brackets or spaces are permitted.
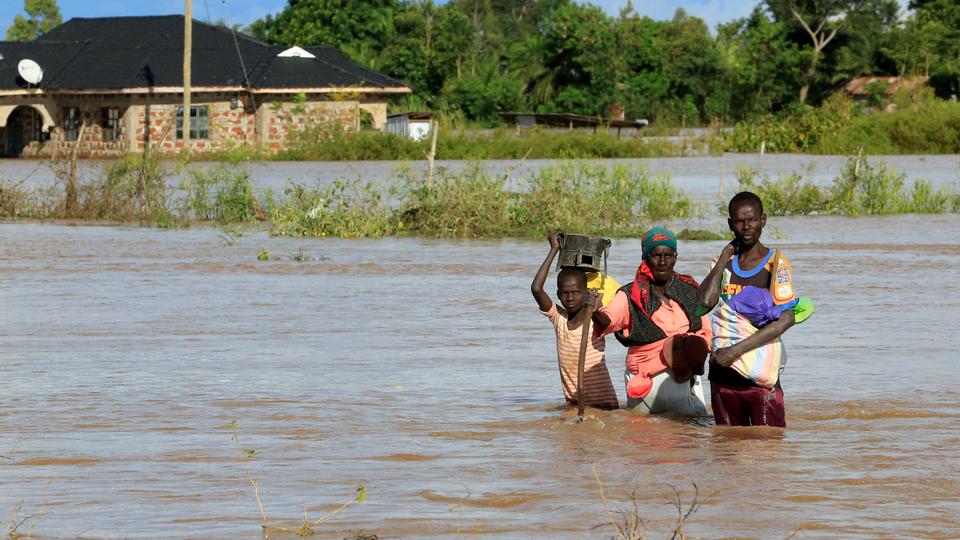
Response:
592,290,630,336
698,241,736,313
531,232,560,312
712,310,795,366
591,305,611,330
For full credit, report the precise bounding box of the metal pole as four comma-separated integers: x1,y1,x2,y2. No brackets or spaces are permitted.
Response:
183,0,192,154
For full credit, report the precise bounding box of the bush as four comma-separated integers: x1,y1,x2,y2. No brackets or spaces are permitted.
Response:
270,180,396,238
727,91,960,155
180,163,261,224
399,165,511,237
98,153,171,222
735,154,960,216
508,162,701,237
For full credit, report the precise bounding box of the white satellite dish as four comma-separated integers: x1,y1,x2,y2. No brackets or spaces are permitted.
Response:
18,59,43,85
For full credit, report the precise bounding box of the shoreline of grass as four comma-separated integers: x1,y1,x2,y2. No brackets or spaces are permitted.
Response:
202,126,722,162
2,154,957,239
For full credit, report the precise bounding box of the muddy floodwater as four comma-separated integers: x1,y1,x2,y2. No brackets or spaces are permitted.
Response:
2,162,960,538
3,218,959,539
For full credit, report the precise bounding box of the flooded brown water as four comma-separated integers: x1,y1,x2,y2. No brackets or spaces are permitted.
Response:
2,212,959,539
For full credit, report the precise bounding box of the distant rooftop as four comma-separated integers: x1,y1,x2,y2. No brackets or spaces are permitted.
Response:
0,15,410,93
844,76,929,97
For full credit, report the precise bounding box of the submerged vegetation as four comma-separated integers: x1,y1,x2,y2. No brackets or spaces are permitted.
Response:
206,123,711,162
0,157,704,238
736,155,960,216
2,152,959,238
279,126,710,161
269,163,704,238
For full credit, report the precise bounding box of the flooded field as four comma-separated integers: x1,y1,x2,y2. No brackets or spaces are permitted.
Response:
2,207,959,538
3,153,960,202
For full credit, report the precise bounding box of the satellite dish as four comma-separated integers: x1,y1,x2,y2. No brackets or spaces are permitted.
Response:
18,59,43,85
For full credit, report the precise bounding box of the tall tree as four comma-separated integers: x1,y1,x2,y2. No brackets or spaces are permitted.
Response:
248,0,398,52
766,0,850,104
5,0,62,41
831,0,900,80
717,8,805,118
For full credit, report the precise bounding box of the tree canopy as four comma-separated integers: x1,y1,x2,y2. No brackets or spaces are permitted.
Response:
5,0,62,41
5,0,952,125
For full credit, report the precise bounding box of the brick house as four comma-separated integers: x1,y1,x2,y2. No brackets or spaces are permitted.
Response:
0,16,411,157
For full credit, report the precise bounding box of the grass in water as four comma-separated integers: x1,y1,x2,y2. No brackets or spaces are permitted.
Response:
267,162,702,239
736,155,960,216
217,420,367,538
275,125,705,161
4,153,956,233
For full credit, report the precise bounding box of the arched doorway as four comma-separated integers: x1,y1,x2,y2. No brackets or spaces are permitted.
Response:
3,106,47,157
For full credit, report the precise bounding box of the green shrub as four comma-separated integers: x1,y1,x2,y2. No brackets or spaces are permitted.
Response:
735,167,827,215
510,163,701,236
181,163,260,224
270,180,396,238
728,92,960,155
399,165,511,238
98,153,171,222
735,154,960,216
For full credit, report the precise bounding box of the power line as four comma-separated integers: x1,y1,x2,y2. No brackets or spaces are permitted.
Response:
219,0,258,112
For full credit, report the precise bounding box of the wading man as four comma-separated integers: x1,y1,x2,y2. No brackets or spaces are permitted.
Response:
698,192,799,427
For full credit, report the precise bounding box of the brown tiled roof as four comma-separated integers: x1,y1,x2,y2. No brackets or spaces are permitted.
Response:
844,76,929,96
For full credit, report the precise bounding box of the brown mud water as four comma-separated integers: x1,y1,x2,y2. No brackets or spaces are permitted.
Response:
1,213,959,538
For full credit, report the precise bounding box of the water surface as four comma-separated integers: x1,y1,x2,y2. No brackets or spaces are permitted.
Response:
3,154,959,202
1,213,958,538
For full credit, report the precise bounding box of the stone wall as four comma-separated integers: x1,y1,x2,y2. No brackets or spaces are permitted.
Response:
0,93,369,157
258,99,359,151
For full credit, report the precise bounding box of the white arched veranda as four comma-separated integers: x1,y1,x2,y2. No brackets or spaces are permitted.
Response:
0,102,56,130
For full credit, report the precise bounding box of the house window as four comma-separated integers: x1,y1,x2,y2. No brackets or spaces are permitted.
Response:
101,108,120,142
176,105,209,140
63,107,81,141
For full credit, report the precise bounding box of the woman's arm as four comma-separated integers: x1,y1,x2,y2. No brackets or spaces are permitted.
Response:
592,290,630,336
698,242,736,313
531,232,560,312
712,310,795,367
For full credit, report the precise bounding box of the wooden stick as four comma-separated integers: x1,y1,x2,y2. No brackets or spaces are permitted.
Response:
426,120,438,189
576,303,595,419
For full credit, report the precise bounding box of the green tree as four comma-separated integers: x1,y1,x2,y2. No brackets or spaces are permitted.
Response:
765,0,852,103
716,9,805,118
830,0,900,80
905,0,960,97
5,0,62,41
655,9,725,124
536,3,622,115
248,0,398,52
380,1,475,96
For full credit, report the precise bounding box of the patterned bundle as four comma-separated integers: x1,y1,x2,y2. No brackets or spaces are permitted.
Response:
710,297,784,388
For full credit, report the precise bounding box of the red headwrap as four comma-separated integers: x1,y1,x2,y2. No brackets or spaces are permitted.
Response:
629,261,700,317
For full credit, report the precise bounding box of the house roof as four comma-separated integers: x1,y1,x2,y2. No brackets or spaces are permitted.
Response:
0,15,410,94
844,76,929,97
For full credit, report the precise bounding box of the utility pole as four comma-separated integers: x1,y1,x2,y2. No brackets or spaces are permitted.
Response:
183,0,192,154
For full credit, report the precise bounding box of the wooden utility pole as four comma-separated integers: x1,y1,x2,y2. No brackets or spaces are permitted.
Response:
183,0,192,154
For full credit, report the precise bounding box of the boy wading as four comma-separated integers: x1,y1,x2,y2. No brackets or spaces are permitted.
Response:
699,192,803,427
531,232,619,410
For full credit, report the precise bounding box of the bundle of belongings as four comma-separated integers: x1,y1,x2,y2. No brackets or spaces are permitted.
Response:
712,286,814,388
626,333,709,399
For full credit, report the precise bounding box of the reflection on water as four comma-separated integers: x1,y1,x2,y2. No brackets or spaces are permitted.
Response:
1,214,959,538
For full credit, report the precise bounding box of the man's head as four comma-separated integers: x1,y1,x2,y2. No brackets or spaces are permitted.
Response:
641,227,678,283
727,191,766,249
556,267,587,313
